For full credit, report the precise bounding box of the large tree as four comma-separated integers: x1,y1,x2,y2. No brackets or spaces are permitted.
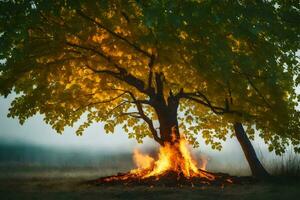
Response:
0,0,299,177
136,0,300,177
1,0,229,145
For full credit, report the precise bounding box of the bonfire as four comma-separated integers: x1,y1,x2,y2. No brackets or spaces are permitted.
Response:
92,135,242,187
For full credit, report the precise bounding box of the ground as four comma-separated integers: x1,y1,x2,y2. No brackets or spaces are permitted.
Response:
0,166,299,200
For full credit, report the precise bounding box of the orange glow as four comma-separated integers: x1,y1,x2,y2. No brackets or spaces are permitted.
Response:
132,149,154,170
130,138,215,180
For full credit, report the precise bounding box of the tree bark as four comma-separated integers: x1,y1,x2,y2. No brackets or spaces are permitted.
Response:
233,122,270,178
155,105,180,145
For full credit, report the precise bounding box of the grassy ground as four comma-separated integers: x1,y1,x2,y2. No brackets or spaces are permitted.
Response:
0,166,299,200
0,144,299,199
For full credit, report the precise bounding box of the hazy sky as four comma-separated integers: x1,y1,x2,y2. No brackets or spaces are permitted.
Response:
0,94,143,152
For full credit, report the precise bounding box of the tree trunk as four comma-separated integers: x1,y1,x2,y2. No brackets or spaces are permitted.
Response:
156,108,180,145
152,93,181,145
233,122,270,178
154,103,187,171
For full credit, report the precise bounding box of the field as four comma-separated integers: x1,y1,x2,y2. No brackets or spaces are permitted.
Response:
0,165,299,200
0,144,299,200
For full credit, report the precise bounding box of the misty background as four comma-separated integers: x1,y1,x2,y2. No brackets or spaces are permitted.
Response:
0,89,299,177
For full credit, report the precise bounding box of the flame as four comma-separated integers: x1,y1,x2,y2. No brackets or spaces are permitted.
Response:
130,138,215,180
132,149,154,170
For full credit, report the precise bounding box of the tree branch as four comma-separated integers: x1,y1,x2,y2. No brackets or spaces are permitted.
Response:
102,88,151,105
232,68,272,108
76,9,152,58
179,91,242,116
147,55,155,90
66,41,123,72
117,112,142,119
73,92,127,113
246,76,272,109
66,42,152,96
127,90,162,144
154,72,165,101
105,101,129,118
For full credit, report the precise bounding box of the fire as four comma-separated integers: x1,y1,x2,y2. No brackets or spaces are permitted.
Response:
99,137,235,186
132,149,154,170
130,138,215,180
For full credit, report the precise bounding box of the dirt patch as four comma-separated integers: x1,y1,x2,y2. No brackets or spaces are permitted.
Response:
0,177,299,200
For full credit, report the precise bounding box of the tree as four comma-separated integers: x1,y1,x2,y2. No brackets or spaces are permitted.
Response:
0,0,238,145
136,0,300,177
0,0,299,177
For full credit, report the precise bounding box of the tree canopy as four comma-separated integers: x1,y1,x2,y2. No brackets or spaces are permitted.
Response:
136,0,300,153
0,0,299,154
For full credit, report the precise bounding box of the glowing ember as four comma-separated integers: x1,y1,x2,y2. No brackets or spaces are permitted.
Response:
130,138,215,180
94,137,238,186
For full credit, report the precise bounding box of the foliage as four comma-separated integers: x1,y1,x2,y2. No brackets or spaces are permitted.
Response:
0,0,299,154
